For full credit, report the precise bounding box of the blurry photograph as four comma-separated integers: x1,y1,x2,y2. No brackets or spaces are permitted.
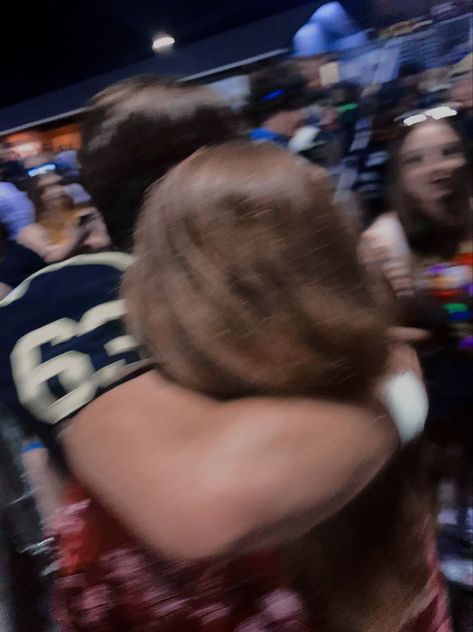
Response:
0,1,472,631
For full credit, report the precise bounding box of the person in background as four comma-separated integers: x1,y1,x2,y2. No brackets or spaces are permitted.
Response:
54,150,81,184
0,175,109,299
362,117,472,630
0,76,411,629
362,118,471,345
0,175,37,298
362,117,472,449
248,62,308,147
18,175,109,261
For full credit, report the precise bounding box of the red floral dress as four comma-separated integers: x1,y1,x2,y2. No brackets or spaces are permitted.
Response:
51,478,453,632
51,482,312,631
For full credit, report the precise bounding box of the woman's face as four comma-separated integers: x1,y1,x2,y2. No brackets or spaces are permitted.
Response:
399,121,468,223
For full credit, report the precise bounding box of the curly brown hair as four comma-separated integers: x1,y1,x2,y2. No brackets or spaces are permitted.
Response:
123,142,389,402
80,75,240,251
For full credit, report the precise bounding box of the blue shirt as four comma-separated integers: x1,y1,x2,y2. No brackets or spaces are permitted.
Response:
250,128,289,147
0,182,34,239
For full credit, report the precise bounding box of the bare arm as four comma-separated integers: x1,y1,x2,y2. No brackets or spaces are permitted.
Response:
360,223,431,342
63,372,398,560
17,223,89,264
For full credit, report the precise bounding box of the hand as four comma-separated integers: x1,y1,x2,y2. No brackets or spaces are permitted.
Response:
78,209,111,251
72,221,91,246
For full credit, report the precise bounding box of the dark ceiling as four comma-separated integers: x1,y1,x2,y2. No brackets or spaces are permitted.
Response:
2,0,426,109
1,1,366,108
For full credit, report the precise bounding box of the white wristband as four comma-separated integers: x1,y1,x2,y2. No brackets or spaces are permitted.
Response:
379,371,429,445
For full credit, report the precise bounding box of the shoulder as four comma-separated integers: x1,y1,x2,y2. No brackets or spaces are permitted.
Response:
65,372,170,447
0,251,133,308
0,182,16,198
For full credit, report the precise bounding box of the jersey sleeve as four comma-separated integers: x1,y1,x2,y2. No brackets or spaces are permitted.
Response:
0,241,46,289
0,252,144,470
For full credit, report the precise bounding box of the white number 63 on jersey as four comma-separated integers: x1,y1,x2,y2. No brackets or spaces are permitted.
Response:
11,299,136,424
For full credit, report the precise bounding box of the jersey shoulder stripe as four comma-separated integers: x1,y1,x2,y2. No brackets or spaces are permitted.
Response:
0,251,133,307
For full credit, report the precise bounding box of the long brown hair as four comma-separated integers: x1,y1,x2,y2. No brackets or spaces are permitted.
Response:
123,142,389,402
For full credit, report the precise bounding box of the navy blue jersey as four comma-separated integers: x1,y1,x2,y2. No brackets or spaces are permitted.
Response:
0,252,143,468
0,241,46,289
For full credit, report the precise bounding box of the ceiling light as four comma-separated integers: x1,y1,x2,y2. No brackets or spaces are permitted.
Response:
152,34,175,51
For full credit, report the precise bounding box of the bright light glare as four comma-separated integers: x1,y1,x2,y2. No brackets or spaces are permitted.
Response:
403,113,428,127
425,106,457,120
152,35,175,51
